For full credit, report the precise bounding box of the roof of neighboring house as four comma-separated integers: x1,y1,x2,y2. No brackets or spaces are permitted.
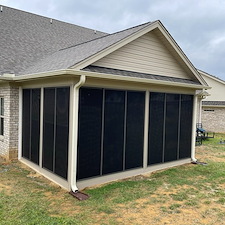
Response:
202,101,225,106
0,5,107,76
83,65,201,85
198,69,225,85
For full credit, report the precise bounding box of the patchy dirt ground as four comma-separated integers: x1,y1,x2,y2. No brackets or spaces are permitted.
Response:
1,138,225,224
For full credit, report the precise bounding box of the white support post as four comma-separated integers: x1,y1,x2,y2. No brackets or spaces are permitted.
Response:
39,88,44,168
198,98,202,124
191,93,198,162
143,91,149,169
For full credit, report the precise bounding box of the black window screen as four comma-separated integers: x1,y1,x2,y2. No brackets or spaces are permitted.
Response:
78,88,145,180
164,94,180,162
125,91,145,169
55,88,70,179
22,89,31,160
30,89,40,164
22,89,40,165
103,90,125,175
43,88,55,172
148,92,193,165
179,95,193,159
42,87,70,179
77,88,103,179
148,92,165,165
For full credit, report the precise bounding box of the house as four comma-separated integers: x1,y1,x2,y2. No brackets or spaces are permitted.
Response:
0,6,209,191
198,70,225,133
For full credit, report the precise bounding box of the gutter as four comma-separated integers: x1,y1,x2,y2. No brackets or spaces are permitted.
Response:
1,69,210,90
70,75,86,193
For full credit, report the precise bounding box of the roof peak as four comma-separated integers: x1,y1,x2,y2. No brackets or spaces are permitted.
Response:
59,21,155,52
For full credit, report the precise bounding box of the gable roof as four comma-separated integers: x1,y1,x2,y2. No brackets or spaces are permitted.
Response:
0,5,107,76
20,22,153,75
0,6,208,88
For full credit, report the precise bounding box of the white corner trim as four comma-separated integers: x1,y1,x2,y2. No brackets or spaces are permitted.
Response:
191,93,198,162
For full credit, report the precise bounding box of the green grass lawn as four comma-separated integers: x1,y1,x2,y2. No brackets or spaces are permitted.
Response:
1,134,225,224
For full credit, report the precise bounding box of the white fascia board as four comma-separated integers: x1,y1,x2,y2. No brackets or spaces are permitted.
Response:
156,22,207,86
8,68,209,90
73,21,160,71
12,70,75,81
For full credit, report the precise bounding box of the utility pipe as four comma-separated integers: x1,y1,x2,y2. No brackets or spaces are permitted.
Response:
70,75,86,192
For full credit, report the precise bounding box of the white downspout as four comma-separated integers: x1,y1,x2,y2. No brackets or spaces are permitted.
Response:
70,75,86,192
198,98,202,124
191,92,198,162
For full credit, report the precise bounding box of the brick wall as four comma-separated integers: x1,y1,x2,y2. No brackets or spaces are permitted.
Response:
202,107,225,133
0,84,19,161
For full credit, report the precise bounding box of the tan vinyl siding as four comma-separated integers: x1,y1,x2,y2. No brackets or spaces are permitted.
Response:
92,32,191,80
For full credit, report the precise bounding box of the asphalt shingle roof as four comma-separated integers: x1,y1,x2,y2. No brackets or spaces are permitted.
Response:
0,6,203,87
0,6,107,76
19,22,153,75
83,65,201,85
202,101,225,106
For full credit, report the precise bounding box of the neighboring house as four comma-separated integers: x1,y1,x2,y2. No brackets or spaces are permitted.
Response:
198,70,225,133
0,6,208,191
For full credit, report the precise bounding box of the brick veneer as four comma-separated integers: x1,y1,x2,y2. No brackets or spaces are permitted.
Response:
0,84,19,161
201,107,225,133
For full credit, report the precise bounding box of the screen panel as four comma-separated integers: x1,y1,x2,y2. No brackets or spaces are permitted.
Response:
148,92,165,165
103,90,125,175
125,91,145,170
164,94,180,162
30,89,40,164
42,88,55,172
77,88,103,180
55,87,70,179
179,95,193,159
22,89,31,159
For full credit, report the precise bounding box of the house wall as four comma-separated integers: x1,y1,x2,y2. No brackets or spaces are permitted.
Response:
16,75,198,190
92,31,191,80
202,106,225,133
0,84,19,161
200,72,225,101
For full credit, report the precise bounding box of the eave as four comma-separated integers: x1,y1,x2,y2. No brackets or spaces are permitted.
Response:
0,69,207,90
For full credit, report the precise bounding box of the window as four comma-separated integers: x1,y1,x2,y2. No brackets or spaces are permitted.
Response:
0,97,4,136
148,92,193,165
22,89,41,164
42,87,70,179
77,88,145,180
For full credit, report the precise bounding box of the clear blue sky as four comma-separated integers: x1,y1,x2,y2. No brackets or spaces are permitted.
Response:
1,0,225,80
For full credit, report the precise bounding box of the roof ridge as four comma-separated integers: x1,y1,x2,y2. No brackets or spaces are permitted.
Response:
59,21,154,52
